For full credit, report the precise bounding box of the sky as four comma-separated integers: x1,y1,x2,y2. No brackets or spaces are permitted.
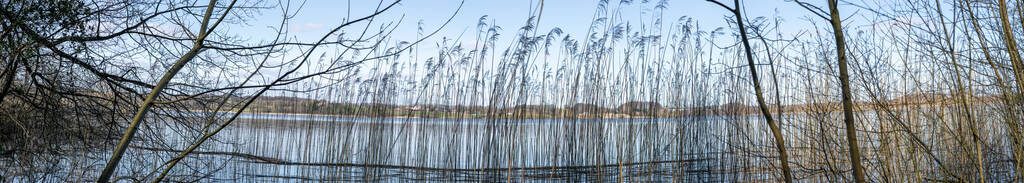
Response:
213,0,890,105
232,0,836,51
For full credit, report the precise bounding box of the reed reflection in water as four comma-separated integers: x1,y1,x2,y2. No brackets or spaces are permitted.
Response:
148,113,764,182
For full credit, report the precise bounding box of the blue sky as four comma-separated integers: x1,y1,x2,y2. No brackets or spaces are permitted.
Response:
233,0,835,49
215,0,891,105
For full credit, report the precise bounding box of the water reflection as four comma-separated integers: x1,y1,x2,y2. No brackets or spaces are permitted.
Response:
147,114,747,182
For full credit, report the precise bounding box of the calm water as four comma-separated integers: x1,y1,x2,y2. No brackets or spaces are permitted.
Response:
47,109,1017,182
6,102,1019,183
125,113,758,182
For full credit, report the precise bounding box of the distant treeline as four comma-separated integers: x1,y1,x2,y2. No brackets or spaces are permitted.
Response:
224,92,1000,118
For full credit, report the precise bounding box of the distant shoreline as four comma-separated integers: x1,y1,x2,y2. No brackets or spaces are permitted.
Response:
189,100,990,120
232,111,672,120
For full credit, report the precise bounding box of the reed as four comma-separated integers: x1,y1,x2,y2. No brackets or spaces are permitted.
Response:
2,0,1024,182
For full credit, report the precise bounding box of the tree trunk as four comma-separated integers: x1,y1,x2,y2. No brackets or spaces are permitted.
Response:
827,0,866,182
727,0,794,182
